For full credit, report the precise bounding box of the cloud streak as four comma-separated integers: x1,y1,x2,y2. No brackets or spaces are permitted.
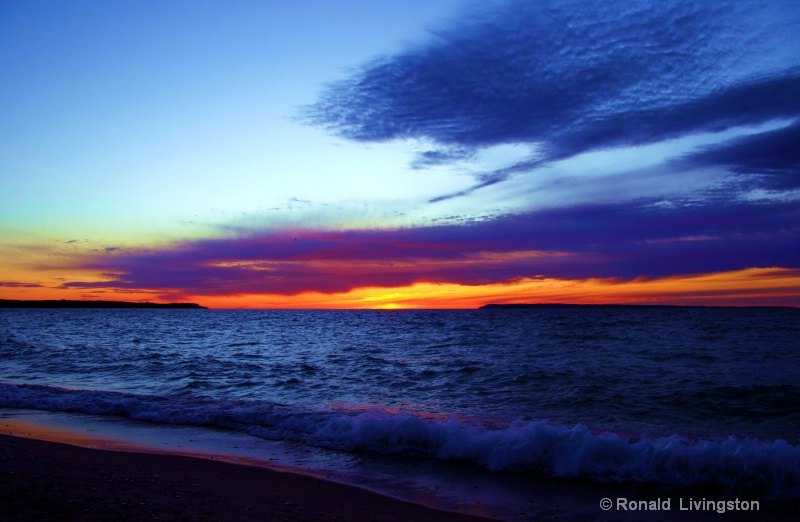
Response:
0,282,43,288
675,122,800,190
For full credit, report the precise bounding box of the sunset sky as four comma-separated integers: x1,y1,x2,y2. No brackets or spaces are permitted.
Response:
2,0,799,308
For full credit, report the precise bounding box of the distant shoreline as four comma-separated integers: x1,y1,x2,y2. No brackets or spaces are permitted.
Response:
478,303,797,309
0,299,207,309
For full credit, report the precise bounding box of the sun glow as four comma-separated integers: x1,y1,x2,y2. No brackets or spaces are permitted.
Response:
171,267,800,309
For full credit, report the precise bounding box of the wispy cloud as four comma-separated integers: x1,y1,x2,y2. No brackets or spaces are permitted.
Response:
675,122,800,191
0,281,43,288
410,146,477,169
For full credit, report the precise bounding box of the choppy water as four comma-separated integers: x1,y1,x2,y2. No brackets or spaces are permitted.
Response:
1,307,799,497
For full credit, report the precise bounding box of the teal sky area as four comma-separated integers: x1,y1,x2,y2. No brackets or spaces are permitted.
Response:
1,0,473,241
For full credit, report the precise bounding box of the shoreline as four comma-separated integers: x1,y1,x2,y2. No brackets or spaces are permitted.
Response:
3,410,550,519
3,412,798,521
0,420,489,521
478,303,800,309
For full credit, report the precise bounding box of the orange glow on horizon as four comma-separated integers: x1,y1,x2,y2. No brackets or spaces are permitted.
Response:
1,267,798,309
186,267,800,309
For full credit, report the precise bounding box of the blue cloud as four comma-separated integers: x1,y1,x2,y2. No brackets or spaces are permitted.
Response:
302,0,800,193
676,123,800,190
410,146,476,169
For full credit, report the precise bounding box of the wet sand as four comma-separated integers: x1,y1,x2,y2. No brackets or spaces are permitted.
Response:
0,432,489,521
1,417,796,521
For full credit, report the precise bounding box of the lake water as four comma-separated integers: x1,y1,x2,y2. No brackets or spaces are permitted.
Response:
1,307,799,508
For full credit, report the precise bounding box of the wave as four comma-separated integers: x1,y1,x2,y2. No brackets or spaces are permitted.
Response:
1,382,798,498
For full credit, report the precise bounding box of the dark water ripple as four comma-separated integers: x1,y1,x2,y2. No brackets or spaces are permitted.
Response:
0,307,798,444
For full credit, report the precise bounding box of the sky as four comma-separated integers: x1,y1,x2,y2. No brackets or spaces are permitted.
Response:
1,0,799,309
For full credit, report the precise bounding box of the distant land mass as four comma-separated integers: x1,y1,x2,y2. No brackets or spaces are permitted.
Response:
0,299,207,309
479,303,682,309
478,303,794,309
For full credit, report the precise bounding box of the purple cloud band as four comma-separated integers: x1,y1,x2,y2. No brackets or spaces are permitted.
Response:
62,198,800,297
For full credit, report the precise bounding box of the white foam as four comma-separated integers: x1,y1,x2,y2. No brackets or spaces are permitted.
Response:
2,383,798,498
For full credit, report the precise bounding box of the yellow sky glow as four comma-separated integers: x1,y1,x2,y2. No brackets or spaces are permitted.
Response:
2,261,797,308
187,267,800,309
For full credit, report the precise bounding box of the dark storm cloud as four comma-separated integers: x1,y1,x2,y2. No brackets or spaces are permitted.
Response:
302,0,800,183
62,198,800,297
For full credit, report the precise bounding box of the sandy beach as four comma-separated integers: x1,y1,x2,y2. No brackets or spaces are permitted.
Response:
3,415,799,522
0,431,492,521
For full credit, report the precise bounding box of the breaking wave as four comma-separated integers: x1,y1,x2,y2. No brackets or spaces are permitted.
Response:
2,382,798,498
